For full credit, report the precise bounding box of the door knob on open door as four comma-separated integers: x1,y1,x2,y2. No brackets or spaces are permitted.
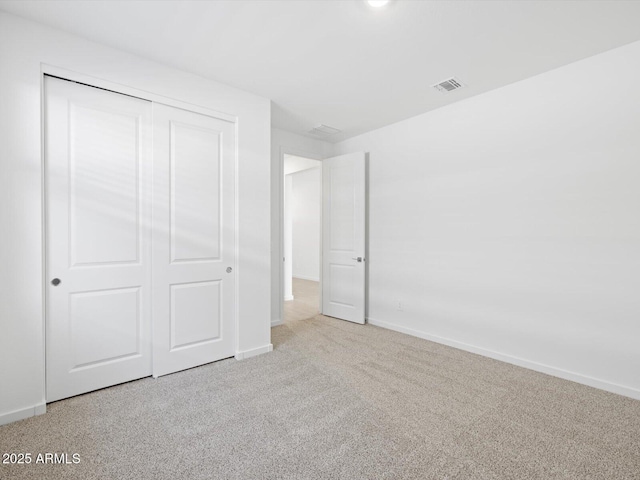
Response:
351,257,364,262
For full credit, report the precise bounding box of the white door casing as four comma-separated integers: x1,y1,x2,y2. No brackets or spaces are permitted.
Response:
151,103,236,377
322,152,366,324
45,76,153,402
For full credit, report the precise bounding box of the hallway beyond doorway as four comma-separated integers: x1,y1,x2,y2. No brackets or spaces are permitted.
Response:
284,278,319,323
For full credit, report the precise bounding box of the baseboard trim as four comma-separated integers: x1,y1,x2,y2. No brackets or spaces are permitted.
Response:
367,317,640,401
235,344,273,360
293,275,320,282
271,319,284,327
284,295,294,302
0,403,47,426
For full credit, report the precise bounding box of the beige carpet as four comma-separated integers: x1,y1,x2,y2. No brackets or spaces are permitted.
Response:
1,279,639,479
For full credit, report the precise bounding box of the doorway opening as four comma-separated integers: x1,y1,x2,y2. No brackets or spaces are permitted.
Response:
283,154,322,323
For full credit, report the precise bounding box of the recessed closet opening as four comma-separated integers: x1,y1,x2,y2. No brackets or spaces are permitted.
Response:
44,74,237,402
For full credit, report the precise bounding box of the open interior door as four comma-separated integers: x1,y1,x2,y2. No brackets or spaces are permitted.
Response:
322,152,366,324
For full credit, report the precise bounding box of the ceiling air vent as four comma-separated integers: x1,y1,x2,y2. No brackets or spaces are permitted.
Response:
309,124,341,137
433,77,464,94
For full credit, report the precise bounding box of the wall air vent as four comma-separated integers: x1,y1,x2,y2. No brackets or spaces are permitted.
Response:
309,124,341,137
433,77,464,94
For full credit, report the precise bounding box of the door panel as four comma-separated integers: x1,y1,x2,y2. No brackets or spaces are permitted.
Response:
170,122,222,262
152,104,235,377
170,281,222,349
45,76,152,402
69,104,141,266
329,163,356,251
69,287,141,368
322,152,366,324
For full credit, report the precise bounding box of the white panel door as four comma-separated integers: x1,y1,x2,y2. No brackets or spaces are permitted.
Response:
322,152,366,324
45,76,153,402
152,104,236,377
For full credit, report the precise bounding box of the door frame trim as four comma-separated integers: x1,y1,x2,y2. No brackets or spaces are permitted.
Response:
40,64,240,401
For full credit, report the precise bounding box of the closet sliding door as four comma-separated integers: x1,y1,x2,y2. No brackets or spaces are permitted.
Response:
151,104,236,377
45,76,153,402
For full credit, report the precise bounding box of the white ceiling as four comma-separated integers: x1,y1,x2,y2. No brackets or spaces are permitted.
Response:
2,0,640,142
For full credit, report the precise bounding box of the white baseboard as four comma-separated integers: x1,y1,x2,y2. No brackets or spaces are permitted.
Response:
293,274,320,282
0,403,47,426
235,344,273,360
271,318,284,327
284,295,294,302
367,317,640,401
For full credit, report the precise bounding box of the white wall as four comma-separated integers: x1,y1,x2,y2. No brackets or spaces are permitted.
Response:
291,167,321,282
271,128,333,326
335,40,640,399
0,12,271,425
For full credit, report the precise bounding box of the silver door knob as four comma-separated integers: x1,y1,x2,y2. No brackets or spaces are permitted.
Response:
351,257,364,262
51,278,61,286
226,267,233,273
